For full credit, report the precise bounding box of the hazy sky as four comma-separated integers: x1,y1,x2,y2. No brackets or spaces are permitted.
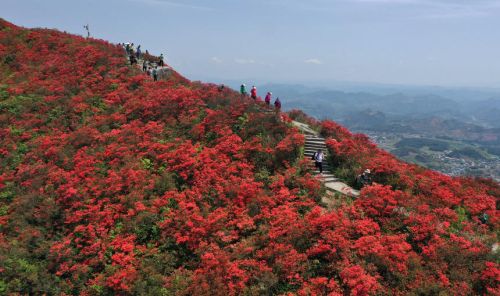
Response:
3,0,500,87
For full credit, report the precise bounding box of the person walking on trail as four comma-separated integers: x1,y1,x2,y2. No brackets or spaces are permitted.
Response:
136,45,142,59
125,43,130,55
240,84,247,96
265,92,272,106
313,149,325,174
251,86,257,100
274,97,281,109
121,43,128,55
159,54,164,67
129,54,137,65
142,60,148,72
152,66,158,81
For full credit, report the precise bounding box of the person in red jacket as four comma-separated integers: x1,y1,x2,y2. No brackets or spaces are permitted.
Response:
265,92,272,106
251,86,257,100
274,97,281,109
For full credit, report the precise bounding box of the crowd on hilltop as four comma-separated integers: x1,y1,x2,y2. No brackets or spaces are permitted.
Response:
120,42,141,64
119,42,166,81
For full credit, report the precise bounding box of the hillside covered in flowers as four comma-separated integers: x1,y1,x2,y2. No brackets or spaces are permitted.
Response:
0,19,498,295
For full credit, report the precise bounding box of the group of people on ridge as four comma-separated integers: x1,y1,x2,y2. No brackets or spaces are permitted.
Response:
143,62,159,81
121,42,143,65
240,84,281,109
121,42,166,82
142,54,164,81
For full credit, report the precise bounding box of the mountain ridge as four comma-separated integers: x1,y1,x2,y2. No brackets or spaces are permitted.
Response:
0,19,498,295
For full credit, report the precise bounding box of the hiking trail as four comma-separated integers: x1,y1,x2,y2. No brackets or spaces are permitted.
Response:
292,121,360,204
128,50,359,202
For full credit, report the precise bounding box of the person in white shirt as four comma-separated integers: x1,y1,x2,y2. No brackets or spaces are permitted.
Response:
313,149,324,174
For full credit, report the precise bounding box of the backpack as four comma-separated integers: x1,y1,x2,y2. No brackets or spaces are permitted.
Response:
311,152,316,160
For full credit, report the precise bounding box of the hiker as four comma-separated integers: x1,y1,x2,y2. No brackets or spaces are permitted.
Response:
142,60,148,72
130,43,135,55
479,212,489,224
357,169,372,187
240,84,247,96
129,54,137,65
313,149,324,174
274,97,281,109
125,43,130,55
146,66,152,76
152,66,158,81
121,43,127,54
159,54,164,67
265,92,272,106
251,86,257,100
136,45,142,59
218,84,225,92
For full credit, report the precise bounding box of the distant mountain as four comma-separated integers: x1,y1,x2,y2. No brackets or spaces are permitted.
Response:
263,83,499,123
462,98,500,128
259,83,500,143
264,84,460,118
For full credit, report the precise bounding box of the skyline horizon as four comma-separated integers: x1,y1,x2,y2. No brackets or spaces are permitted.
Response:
3,17,500,91
3,0,500,89
195,74,500,91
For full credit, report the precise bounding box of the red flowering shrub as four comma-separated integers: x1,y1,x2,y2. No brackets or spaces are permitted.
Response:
320,120,352,140
340,265,380,295
480,262,500,295
0,18,498,295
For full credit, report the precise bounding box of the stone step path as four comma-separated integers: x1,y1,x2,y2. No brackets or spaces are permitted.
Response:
293,121,360,199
